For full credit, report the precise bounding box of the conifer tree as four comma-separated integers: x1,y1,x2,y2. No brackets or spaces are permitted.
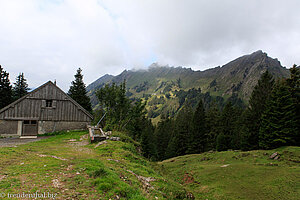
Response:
140,119,157,159
244,70,274,149
0,65,12,109
216,132,227,151
286,65,300,94
168,106,193,157
165,136,177,159
286,65,300,144
218,102,241,150
220,102,234,149
206,101,222,150
68,68,92,113
12,73,29,100
154,117,174,160
259,81,298,149
188,100,207,153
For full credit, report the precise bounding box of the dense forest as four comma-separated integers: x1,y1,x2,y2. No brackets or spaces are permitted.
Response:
95,65,299,161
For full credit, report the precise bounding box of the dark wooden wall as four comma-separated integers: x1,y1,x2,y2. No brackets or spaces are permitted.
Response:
0,82,92,122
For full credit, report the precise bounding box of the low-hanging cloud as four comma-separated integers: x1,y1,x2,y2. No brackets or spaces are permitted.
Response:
0,0,299,90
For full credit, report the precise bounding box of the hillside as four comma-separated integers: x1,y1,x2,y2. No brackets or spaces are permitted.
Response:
157,146,300,200
0,131,299,199
87,50,289,121
0,131,188,199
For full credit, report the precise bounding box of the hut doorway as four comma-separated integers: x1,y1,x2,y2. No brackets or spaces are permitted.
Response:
22,120,38,136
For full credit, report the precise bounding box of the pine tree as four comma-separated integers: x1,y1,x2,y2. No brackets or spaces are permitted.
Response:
0,65,12,109
12,73,29,100
188,100,207,154
286,65,300,145
259,81,298,149
140,119,157,159
165,136,177,159
216,132,227,151
168,106,193,157
154,117,174,160
218,102,241,150
206,101,221,150
68,68,92,113
244,70,274,149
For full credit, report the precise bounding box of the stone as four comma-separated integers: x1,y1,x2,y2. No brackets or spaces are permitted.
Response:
221,164,230,167
94,140,107,148
269,152,279,159
186,192,195,199
107,159,120,162
109,137,120,141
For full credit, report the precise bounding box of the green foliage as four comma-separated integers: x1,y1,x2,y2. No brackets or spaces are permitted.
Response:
96,81,130,130
286,64,300,145
94,66,298,162
259,80,299,149
218,102,243,150
133,81,149,93
188,100,207,154
242,70,275,149
206,101,221,150
0,65,13,109
96,81,157,159
154,117,174,160
68,68,92,113
167,106,193,157
140,119,157,159
12,72,29,101
216,132,227,151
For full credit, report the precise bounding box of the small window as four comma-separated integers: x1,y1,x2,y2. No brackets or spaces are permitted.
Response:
24,120,37,125
46,100,53,107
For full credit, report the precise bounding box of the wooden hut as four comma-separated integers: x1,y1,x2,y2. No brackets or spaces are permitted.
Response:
0,81,93,138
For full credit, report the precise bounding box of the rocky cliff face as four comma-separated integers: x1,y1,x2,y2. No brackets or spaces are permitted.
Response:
205,50,289,100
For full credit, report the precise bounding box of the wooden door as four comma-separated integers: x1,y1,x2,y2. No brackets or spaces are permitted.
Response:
22,120,38,136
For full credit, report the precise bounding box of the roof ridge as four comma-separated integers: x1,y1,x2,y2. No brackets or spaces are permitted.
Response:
0,81,93,120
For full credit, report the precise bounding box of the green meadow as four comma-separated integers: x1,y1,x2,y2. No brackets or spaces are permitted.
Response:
0,131,299,199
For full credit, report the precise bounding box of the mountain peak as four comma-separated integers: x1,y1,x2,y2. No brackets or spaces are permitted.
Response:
87,51,290,109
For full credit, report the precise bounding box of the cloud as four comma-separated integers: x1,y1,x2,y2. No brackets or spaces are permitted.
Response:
0,0,299,90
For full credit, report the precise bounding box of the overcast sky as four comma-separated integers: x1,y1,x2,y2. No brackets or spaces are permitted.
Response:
0,0,299,91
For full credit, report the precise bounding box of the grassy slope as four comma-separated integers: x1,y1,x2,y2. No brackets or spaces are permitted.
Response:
1,132,299,200
156,147,300,200
0,131,186,200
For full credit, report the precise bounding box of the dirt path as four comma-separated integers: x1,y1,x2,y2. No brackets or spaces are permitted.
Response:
0,136,51,147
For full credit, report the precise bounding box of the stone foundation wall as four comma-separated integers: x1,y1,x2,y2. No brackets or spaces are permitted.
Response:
0,120,90,137
0,120,18,137
38,121,89,134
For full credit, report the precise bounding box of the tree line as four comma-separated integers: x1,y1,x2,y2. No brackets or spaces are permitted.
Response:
1,63,299,161
95,65,299,161
0,65,29,109
0,65,92,113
